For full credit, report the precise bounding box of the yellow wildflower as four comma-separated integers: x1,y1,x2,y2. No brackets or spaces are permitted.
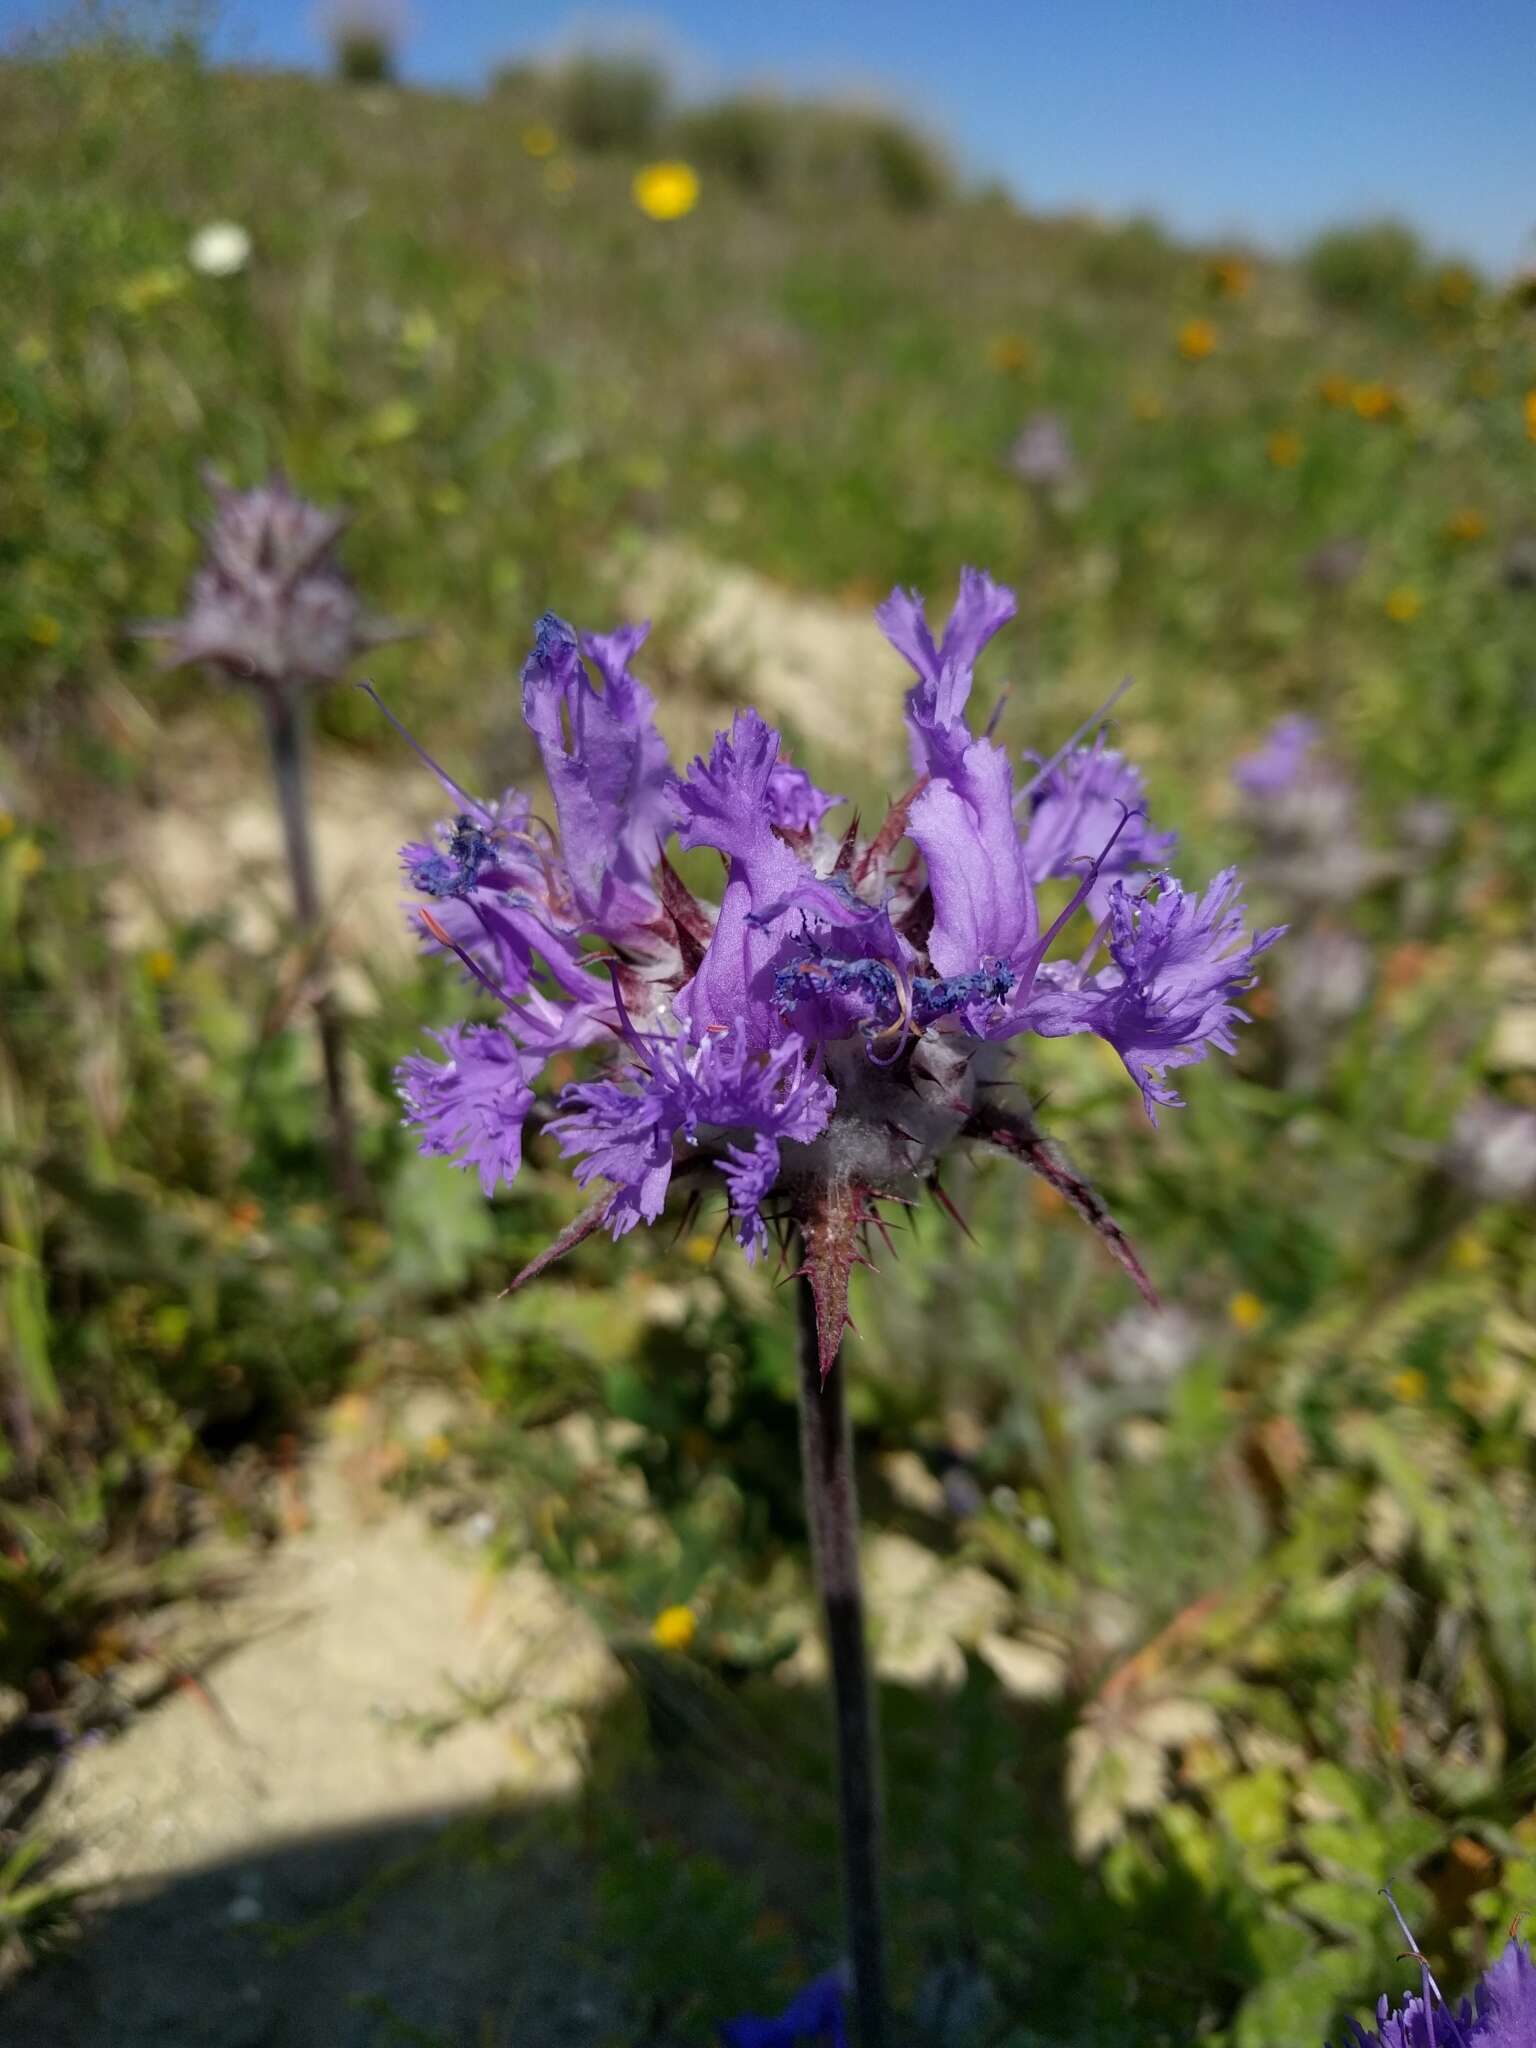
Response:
16,842,44,878
1524,390,1536,442
632,161,700,222
1266,429,1302,469
987,333,1033,375
1207,255,1253,299
1177,318,1217,361
27,613,61,647
145,947,176,984
1228,1291,1265,1333
1385,586,1422,623
1351,381,1400,423
651,1605,697,1652
421,1432,452,1464
1445,507,1487,543
1388,1368,1428,1404
683,1233,715,1267
520,122,558,158
1317,373,1352,408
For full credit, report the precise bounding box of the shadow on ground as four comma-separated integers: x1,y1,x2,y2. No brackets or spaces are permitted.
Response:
3,1659,1270,2048
4,1802,613,2048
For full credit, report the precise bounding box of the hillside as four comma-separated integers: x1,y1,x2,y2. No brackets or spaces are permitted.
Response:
2,37,1536,2048
4,43,1535,844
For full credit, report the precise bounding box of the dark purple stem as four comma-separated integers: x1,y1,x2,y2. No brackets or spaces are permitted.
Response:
795,1262,887,2048
262,689,367,1212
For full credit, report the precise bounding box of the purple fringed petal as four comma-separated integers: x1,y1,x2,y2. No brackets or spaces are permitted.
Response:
766,758,843,837
878,567,1017,781
521,611,675,931
548,1075,677,1237
907,737,1037,976
1331,1941,1536,2047
876,573,1035,978
396,1024,539,1196
1047,871,1283,1120
672,711,832,1042
1473,1938,1536,2045
719,1133,780,1260
549,1024,835,1241
1022,736,1177,916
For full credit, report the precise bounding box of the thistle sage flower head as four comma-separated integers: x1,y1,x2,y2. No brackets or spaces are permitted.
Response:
388,570,1282,1370
143,469,399,699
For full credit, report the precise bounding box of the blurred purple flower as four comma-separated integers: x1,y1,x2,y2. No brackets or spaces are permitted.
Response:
388,573,1279,1366
719,1969,848,2047
1021,734,1177,920
1502,531,1536,591
1233,716,1385,906
1008,410,1078,493
1275,925,1373,1088
1303,534,1368,591
1233,716,1320,799
1447,1097,1536,1205
142,470,401,695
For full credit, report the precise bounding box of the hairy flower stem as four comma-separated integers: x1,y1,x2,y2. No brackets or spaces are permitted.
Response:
795,1263,887,2048
262,691,366,1212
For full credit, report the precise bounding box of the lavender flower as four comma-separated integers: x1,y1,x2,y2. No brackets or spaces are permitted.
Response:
1021,733,1177,921
389,572,1281,1368
1303,534,1368,591
1008,410,1079,493
1446,1096,1536,1205
719,1970,849,2047
1234,716,1385,906
143,470,399,697
1233,716,1321,799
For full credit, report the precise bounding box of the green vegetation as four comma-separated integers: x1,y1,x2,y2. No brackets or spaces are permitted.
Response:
1,24,1534,2044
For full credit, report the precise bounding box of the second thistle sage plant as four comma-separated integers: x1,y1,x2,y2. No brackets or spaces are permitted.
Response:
383,567,1281,2044
148,471,401,1207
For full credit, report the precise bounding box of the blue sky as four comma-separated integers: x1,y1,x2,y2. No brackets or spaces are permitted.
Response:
7,1,1535,271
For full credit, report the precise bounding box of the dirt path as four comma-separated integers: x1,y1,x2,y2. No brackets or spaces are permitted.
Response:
5,1399,1057,2047
6,1397,625,2048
